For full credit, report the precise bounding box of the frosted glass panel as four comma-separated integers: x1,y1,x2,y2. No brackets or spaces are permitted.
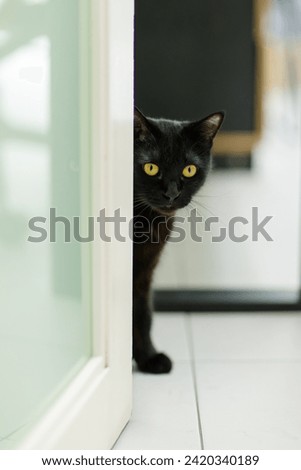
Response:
0,0,91,447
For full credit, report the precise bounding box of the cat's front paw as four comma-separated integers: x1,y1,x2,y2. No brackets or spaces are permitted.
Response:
137,352,172,374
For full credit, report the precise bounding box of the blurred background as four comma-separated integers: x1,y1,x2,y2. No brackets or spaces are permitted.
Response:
135,0,301,310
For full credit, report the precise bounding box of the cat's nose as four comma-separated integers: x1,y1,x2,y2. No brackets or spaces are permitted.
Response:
163,183,180,202
163,192,180,202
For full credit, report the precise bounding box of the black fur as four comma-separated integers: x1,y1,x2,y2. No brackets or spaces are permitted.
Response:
133,108,224,373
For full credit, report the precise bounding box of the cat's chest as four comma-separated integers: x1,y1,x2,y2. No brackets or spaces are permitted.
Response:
133,211,174,245
133,214,173,279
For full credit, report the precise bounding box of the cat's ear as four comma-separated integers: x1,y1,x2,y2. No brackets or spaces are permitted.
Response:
200,111,225,139
134,107,151,141
188,111,225,141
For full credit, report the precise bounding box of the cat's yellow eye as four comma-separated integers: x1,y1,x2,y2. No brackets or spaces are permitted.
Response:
182,164,197,178
144,163,159,176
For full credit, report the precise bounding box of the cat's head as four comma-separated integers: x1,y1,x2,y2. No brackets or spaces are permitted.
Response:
134,107,224,214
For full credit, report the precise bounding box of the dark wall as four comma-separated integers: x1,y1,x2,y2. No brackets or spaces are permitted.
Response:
135,0,255,131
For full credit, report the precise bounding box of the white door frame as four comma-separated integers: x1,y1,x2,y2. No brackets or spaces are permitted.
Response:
19,0,133,450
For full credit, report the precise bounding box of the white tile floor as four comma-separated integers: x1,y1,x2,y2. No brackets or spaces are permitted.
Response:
114,312,301,450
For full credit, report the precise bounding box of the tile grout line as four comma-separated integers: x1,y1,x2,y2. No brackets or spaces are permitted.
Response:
185,313,205,450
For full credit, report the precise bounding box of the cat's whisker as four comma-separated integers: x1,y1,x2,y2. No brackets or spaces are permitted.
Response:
194,191,231,198
192,198,218,218
134,205,147,212
194,194,217,200
134,196,150,208
187,206,192,217
193,195,219,206
134,197,145,203
135,203,151,217
134,196,147,203
195,205,212,219
192,199,227,225
134,201,148,210
182,205,190,218
187,200,205,219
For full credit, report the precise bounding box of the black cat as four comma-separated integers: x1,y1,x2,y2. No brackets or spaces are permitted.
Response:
133,107,224,373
